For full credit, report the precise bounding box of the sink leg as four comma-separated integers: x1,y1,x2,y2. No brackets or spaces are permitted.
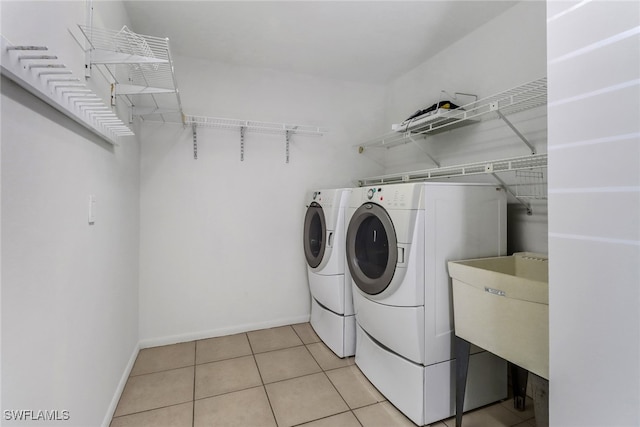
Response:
511,363,529,411
455,336,471,427
530,373,549,427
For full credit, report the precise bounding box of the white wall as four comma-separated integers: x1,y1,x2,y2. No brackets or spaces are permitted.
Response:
139,1,549,344
379,1,548,254
1,2,140,426
138,55,386,345
547,1,640,425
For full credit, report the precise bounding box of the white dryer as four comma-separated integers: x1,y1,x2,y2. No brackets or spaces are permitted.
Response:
346,182,508,426
303,188,355,358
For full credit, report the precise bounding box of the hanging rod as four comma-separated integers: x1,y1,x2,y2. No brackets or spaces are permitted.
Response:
184,114,325,162
1,34,134,145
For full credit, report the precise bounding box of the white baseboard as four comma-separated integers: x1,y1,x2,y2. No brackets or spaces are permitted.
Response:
138,315,311,349
101,342,140,427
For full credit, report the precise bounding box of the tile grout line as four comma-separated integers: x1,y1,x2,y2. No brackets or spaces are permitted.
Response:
253,343,307,356
192,367,334,404
193,352,255,367
301,337,366,427
192,340,197,427
289,409,356,427
290,323,305,343
321,369,362,426
113,399,195,420
111,362,195,420
111,402,195,421
315,351,396,427
191,343,327,404
247,331,280,427
128,363,194,378
311,342,403,426
301,342,323,372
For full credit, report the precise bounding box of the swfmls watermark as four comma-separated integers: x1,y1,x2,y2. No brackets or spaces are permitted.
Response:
4,410,70,422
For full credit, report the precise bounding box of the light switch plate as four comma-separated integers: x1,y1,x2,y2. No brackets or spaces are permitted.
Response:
88,195,96,224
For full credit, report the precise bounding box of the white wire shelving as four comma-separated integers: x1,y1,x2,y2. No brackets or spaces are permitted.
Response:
355,77,548,214
77,25,183,124
1,34,134,145
357,153,547,214
357,77,547,158
184,115,326,162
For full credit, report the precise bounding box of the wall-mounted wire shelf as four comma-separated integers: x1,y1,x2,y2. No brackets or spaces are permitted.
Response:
184,115,325,162
390,108,481,134
357,154,547,186
77,25,183,124
1,34,134,145
515,169,547,199
356,153,547,214
357,77,547,157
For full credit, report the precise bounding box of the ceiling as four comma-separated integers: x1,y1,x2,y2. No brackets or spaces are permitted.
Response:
123,1,518,85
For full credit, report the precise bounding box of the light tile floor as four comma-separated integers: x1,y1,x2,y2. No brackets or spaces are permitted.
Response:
110,323,537,427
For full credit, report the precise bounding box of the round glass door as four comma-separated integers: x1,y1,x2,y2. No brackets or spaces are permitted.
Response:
303,202,326,268
346,203,398,295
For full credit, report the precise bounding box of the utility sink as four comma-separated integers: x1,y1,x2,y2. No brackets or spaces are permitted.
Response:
448,252,549,379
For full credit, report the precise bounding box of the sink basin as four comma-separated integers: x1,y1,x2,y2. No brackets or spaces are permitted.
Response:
448,252,549,379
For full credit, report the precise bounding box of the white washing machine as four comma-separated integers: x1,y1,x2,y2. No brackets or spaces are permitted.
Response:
303,188,355,358
346,182,508,426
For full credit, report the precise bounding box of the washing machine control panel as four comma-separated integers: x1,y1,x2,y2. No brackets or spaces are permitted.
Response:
361,184,421,209
365,187,383,201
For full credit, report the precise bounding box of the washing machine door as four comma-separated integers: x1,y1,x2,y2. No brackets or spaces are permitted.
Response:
346,203,398,295
303,202,326,268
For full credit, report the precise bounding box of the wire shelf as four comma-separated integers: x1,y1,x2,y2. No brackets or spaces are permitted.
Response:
184,115,325,136
515,169,547,199
184,115,326,163
356,153,548,214
77,25,183,123
78,25,170,62
1,35,134,145
356,153,548,187
358,77,547,151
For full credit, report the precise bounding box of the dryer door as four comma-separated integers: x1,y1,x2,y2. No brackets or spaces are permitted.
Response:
303,202,326,268
346,203,398,295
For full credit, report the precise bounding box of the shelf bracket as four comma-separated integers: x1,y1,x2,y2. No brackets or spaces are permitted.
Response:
240,126,246,161
285,130,291,164
84,0,93,78
407,134,440,167
494,108,536,155
491,172,532,215
192,123,198,160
